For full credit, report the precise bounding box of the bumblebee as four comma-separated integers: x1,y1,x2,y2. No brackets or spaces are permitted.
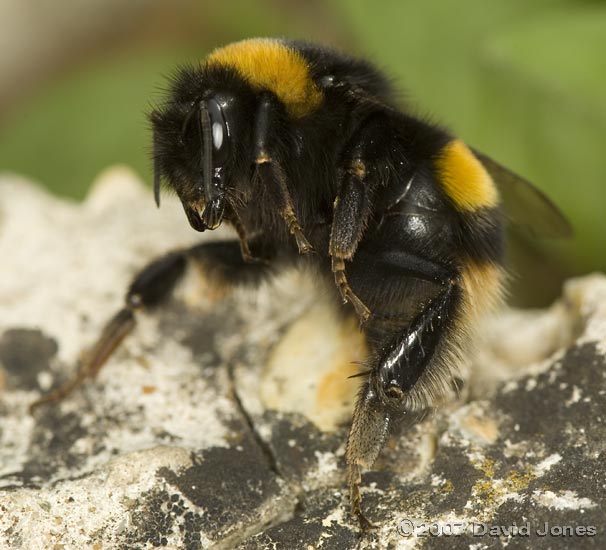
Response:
31,38,570,528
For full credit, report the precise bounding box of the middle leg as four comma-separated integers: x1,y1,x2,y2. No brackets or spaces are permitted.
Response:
329,114,411,323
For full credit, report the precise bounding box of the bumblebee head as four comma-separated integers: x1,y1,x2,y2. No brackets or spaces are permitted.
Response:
151,68,254,232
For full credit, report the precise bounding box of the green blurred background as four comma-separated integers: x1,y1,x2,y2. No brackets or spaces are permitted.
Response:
0,0,604,306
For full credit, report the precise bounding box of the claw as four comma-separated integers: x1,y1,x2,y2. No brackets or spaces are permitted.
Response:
293,229,314,255
332,257,371,324
348,462,378,531
356,510,378,532
283,206,314,255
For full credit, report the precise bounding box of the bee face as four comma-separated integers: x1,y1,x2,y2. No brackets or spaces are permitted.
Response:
151,73,255,232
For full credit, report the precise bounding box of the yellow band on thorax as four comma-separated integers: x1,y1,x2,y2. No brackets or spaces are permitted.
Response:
206,38,323,118
435,140,499,211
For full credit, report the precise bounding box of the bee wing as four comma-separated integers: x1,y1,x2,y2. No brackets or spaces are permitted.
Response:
472,149,572,238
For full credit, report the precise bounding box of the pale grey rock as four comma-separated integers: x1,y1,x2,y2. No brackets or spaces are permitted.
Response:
0,169,604,549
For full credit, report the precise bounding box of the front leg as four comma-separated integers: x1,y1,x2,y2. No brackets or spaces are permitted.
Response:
255,160,313,254
228,205,257,263
253,94,313,255
30,239,274,411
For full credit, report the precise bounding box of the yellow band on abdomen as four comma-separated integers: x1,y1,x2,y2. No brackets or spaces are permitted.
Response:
435,140,499,211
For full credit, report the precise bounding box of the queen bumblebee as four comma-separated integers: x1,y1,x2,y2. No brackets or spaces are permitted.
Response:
32,38,571,528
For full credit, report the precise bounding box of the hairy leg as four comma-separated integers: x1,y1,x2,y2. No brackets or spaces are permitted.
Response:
30,239,274,411
343,250,461,528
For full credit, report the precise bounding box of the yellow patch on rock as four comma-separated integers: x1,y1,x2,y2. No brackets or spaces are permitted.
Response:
261,301,368,432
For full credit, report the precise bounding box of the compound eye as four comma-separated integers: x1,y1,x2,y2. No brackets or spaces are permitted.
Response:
206,97,230,166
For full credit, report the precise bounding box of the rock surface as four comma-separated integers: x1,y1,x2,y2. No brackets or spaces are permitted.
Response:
1,169,605,549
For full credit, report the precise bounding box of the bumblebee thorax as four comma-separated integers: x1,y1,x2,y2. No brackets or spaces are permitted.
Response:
205,38,323,118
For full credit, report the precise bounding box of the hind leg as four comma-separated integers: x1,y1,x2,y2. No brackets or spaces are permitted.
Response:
30,239,274,412
342,249,463,528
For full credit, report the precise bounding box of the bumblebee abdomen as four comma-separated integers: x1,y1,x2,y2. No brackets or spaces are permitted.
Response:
205,38,323,118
